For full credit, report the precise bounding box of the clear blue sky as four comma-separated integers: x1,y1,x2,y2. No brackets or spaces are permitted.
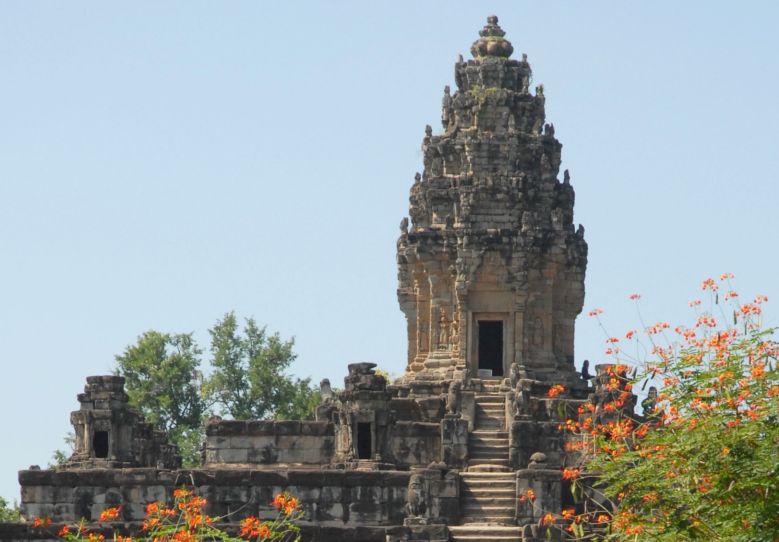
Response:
1,2,777,504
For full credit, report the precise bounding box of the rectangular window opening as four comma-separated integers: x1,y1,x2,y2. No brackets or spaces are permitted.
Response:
93,431,109,458
356,423,372,459
478,320,504,376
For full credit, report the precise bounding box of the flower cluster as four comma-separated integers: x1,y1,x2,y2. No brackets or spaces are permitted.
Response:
34,488,301,542
551,277,779,541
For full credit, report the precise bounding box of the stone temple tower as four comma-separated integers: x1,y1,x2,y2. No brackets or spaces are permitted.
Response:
397,16,588,388
12,17,628,542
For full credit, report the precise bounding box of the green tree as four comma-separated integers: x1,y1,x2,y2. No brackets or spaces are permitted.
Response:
48,433,75,468
115,331,205,467
206,312,319,420
0,496,20,523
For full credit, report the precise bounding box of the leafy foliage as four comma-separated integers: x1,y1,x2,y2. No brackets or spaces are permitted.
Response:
206,312,318,421
558,277,779,541
108,313,319,467
0,496,20,523
114,331,205,467
48,433,76,469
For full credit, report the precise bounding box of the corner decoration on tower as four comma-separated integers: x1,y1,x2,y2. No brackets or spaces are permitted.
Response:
397,15,588,388
8,17,634,542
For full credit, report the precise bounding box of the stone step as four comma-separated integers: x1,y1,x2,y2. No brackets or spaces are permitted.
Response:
476,408,505,417
465,464,513,472
470,429,509,440
474,394,505,403
461,471,515,479
461,485,515,494
468,457,509,467
469,441,509,450
469,451,509,460
462,498,516,507
449,525,522,541
468,433,509,448
474,421,505,430
474,415,505,423
476,415,504,423
475,410,505,417
462,506,514,517
475,410,505,418
456,516,516,525
469,442,509,451
462,498,517,510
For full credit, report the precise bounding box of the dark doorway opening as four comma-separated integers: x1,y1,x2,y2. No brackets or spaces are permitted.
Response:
356,423,372,459
478,320,503,376
93,431,109,458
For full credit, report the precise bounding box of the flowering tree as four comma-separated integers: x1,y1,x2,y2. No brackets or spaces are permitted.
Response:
34,488,301,542
537,276,778,541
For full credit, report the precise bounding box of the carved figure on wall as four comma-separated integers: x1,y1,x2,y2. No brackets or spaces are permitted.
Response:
442,85,452,126
514,380,531,418
399,217,409,236
450,319,459,352
338,411,354,460
509,363,520,389
405,474,427,518
446,381,462,416
531,317,544,348
320,379,334,403
437,309,449,349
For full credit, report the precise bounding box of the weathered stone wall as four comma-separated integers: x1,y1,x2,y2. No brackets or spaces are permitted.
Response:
18,468,409,525
385,422,441,467
204,420,335,466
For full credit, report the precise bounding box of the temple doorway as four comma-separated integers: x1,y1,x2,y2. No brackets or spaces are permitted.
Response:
93,431,109,458
478,320,504,376
356,423,372,459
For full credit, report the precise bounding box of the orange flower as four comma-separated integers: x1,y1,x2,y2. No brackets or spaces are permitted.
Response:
750,365,765,379
99,506,121,522
541,513,556,525
240,516,262,538
173,488,192,499
283,497,300,515
173,531,197,542
562,468,580,481
58,525,71,537
547,384,565,398
642,492,658,503
596,514,610,523
272,494,286,510
145,502,159,516
561,508,575,519
701,278,717,291
32,517,52,528
87,534,106,542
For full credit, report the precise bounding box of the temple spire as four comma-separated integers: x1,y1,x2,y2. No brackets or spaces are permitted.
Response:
470,15,514,58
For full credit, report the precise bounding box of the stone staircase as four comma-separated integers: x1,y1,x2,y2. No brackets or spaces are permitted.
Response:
450,381,522,541
468,392,509,471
